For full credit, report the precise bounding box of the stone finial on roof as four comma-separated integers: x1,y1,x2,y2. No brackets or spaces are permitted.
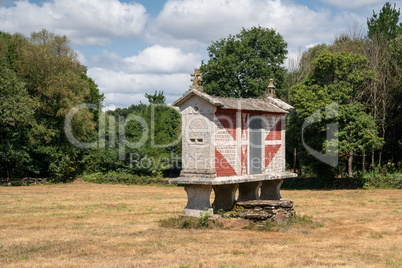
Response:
190,68,203,91
266,78,276,98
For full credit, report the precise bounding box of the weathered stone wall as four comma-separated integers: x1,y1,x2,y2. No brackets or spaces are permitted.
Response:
179,95,216,177
233,200,295,223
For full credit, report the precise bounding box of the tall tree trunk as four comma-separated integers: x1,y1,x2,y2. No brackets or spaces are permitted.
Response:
298,153,302,177
6,163,10,179
379,150,382,167
379,82,387,167
372,151,375,167
362,150,366,174
348,150,354,177
341,161,346,177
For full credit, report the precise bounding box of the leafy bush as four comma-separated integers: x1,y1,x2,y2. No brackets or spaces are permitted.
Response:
360,167,402,189
197,212,211,228
80,171,168,185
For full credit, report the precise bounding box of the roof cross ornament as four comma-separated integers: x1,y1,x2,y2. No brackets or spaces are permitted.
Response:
191,68,202,86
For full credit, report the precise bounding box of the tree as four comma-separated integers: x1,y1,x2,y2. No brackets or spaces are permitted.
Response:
289,50,382,177
0,30,103,179
199,26,288,98
94,91,181,177
385,32,402,166
145,90,166,104
0,41,37,177
366,3,401,166
284,44,329,173
367,2,401,43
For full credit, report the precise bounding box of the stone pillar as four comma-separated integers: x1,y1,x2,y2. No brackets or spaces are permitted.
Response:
237,181,262,201
184,184,213,217
259,179,283,200
212,184,238,211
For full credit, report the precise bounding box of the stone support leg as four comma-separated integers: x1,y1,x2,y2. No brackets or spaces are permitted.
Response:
184,184,213,217
212,184,238,211
237,181,262,201
259,179,283,200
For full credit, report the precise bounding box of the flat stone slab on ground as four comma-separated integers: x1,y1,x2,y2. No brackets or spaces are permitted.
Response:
236,200,294,208
233,199,296,223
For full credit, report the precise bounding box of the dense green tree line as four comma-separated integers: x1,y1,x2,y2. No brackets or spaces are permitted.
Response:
86,91,181,177
285,2,401,177
0,30,181,180
0,30,103,179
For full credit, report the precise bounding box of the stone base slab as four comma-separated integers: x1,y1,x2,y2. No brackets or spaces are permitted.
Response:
184,208,214,217
169,171,297,185
234,200,295,224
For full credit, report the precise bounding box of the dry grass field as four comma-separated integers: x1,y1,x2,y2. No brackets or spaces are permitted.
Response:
0,182,401,268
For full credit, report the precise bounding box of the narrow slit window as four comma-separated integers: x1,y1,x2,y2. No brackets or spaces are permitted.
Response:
190,138,196,143
197,138,203,143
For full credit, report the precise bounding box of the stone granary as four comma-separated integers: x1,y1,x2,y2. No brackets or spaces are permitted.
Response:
170,69,297,217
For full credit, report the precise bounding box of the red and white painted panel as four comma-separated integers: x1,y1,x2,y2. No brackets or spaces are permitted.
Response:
214,110,237,177
214,110,285,177
263,114,285,172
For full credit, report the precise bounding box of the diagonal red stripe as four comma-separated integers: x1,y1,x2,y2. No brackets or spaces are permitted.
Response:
216,112,237,140
265,144,281,168
215,148,237,177
266,119,282,141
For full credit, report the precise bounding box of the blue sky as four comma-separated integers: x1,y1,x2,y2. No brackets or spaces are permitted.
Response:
1,0,400,108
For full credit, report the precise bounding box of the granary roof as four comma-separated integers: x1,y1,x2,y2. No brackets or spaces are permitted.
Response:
172,89,294,114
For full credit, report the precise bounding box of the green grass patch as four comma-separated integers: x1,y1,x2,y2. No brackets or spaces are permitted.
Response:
80,171,169,185
160,213,222,229
367,231,388,239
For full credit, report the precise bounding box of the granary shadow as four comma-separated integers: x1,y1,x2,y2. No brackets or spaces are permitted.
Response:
281,176,364,190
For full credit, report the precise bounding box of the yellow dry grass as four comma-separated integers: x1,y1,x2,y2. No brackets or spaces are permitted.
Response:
0,183,401,268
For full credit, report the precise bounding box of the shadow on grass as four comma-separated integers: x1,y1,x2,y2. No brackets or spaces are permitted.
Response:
281,176,364,190
244,214,324,232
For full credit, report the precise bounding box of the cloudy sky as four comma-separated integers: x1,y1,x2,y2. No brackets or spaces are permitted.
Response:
1,0,399,108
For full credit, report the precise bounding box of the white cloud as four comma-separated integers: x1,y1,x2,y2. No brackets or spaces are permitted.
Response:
0,0,148,45
150,0,361,54
88,67,190,94
82,43,202,107
154,0,255,43
88,67,191,106
103,93,148,107
124,45,201,73
87,45,201,73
